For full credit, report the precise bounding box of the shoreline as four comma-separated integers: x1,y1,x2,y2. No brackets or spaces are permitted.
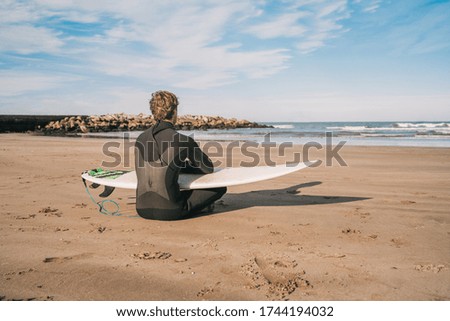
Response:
3,132,450,150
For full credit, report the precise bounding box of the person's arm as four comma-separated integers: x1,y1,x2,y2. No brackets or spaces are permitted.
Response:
185,137,214,174
173,134,214,174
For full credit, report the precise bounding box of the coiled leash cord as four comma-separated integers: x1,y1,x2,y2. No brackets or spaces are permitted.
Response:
82,177,121,216
81,168,138,218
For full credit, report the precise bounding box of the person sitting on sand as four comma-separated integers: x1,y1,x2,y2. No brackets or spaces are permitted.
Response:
134,90,226,220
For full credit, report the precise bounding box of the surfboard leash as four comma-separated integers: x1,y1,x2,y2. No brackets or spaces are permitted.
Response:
81,175,138,218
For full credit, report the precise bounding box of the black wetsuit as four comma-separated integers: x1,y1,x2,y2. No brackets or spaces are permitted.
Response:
135,120,226,220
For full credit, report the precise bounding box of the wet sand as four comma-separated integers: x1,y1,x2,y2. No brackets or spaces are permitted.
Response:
0,134,449,300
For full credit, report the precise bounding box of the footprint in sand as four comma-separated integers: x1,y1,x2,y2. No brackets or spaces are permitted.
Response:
54,227,69,232
72,203,87,208
340,227,378,241
39,207,62,217
197,283,220,298
197,287,214,298
292,223,311,227
132,251,172,260
341,228,378,242
194,239,219,251
347,207,370,220
89,224,108,233
390,238,409,248
341,228,361,235
3,268,36,278
240,256,312,299
414,264,446,274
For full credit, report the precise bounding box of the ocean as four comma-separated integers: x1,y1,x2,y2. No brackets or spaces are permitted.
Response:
83,121,450,147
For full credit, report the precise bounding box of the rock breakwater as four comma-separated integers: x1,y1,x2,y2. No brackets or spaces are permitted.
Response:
42,113,271,134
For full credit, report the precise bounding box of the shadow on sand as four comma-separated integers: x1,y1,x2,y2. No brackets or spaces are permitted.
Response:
194,181,371,218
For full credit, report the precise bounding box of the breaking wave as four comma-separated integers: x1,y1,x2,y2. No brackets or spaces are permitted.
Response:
393,122,449,128
273,124,294,129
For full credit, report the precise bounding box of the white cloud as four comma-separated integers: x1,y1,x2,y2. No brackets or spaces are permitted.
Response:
0,71,69,96
171,48,290,89
297,39,325,54
363,0,382,13
89,44,289,90
295,0,349,53
317,0,347,18
245,12,308,39
0,25,63,54
243,0,351,54
0,0,42,23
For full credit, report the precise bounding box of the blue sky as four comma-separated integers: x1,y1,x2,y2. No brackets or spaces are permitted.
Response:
0,0,449,121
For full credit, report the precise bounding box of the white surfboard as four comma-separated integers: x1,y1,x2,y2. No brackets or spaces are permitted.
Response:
81,161,316,190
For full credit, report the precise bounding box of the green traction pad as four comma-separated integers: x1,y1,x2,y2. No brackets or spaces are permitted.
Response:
87,168,130,180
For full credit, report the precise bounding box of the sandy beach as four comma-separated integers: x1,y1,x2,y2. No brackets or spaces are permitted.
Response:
0,133,449,301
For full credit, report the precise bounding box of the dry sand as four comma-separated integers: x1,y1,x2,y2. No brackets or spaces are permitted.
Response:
0,134,449,300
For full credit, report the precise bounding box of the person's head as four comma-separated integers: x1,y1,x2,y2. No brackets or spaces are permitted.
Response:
149,90,179,124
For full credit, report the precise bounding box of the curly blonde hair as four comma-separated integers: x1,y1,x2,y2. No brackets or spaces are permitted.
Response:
149,90,179,121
